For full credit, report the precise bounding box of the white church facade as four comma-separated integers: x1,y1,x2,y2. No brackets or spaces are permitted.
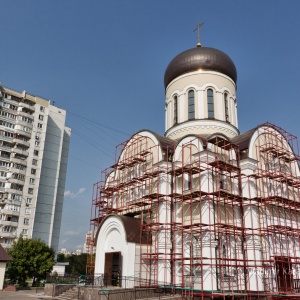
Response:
89,42,300,299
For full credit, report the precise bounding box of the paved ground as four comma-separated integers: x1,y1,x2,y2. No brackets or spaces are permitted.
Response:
0,289,54,300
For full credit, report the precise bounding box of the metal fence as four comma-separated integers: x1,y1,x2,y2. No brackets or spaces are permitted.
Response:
46,273,82,284
84,273,175,290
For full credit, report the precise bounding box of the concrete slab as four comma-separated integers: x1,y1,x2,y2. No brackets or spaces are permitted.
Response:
0,289,54,299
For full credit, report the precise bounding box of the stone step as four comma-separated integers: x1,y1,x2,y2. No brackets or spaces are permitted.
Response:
55,287,78,300
3,285,17,292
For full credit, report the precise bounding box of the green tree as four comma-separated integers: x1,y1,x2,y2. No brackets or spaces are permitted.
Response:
6,236,55,286
65,253,87,275
57,253,66,262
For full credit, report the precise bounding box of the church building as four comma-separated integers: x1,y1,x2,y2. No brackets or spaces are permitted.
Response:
89,35,300,299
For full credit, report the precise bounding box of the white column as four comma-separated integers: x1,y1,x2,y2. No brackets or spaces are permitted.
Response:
197,90,204,119
165,101,168,132
178,94,185,123
200,200,217,291
234,98,238,128
216,91,223,120
244,204,264,291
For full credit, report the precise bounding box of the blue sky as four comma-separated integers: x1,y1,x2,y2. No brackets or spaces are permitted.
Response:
1,1,300,250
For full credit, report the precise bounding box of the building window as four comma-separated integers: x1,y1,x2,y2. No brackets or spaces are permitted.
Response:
32,159,38,165
35,141,40,147
37,123,43,129
224,93,229,122
207,89,214,118
174,95,178,124
11,183,23,191
0,171,7,177
10,194,21,201
29,178,35,184
26,198,32,204
3,226,14,233
40,106,45,112
25,208,31,214
38,114,44,121
6,204,20,211
28,188,33,194
22,229,28,235
24,218,29,225
31,168,36,175
34,150,39,156
188,90,195,120
4,132,13,139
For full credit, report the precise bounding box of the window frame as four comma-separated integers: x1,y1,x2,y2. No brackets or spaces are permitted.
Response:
188,90,195,120
174,95,178,125
224,93,229,122
207,89,214,119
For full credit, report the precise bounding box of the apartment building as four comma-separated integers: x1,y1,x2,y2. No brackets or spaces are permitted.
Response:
0,86,70,252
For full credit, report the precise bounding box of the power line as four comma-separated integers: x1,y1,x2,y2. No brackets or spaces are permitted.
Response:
68,110,131,137
72,129,114,159
69,154,102,170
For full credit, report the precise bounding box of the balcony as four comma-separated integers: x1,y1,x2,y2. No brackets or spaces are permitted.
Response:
1,208,20,216
10,157,27,165
17,110,33,117
9,166,26,175
19,102,35,112
1,242,14,249
16,119,33,129
12,147,29,157
14,129,31,139
3,188,22,196
0,135,14,143
0,231,16,238
0,114,16,124
1,97,17,105
13,138,30,148
0,219,18,227
0,155,10,162
7,178,25,185
0,144,12,152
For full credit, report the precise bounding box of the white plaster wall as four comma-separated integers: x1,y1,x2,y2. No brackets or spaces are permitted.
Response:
0,262,6,290
52,265,66,275
94,216,136,287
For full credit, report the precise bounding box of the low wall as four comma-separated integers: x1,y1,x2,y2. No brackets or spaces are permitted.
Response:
82,287,182,300
44,284,76,297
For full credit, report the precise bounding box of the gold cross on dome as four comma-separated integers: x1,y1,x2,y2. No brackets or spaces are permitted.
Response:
193,22,204,47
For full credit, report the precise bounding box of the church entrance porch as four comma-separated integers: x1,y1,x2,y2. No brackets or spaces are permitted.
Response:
104,252,122,286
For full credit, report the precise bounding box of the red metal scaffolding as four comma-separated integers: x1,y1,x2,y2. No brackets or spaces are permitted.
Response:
87,124,300,300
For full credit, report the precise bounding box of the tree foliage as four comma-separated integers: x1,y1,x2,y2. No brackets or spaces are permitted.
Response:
57,253,88,275
6,236,55,286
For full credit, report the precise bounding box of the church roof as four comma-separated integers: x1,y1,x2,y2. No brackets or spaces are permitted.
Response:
164,47,237,88
96,215,149,245
0,245,11,262
231,128,257,151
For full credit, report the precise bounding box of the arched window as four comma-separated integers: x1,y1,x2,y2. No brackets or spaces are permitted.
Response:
224,93,229,122
188,90,195,120
207,89,214,118
174,95,178,125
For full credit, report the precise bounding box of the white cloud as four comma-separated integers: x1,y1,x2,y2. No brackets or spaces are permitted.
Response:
64,230,79,236
75,244,84,250
64,187,86,199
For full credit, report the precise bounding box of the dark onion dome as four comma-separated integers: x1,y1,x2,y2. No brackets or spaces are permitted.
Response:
164,47,237,88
